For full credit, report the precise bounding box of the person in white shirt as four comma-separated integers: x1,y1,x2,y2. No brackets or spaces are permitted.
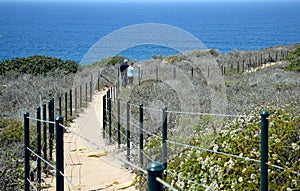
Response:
127,63,135,86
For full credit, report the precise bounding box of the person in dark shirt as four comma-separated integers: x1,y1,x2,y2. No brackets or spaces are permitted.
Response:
120,59,129,87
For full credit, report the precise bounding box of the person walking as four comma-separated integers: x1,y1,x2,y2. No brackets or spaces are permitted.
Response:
120,59,129,87
127,62,135,86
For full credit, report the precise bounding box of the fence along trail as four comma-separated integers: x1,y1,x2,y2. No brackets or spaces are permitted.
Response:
44,90,137,191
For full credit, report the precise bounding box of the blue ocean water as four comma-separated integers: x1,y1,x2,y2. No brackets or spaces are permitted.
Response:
0,1,299,64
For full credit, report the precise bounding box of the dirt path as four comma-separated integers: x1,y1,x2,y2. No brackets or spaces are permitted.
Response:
43,90,138,191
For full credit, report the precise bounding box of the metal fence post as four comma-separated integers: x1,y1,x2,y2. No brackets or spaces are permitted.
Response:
59,96,62,116
98,71,101,91
80,85,82,109
138,67,141,85
24,112,30,191
207,66,210,77
242,60,245,72
70,89,72,117
103,95,106,139
162,106,168,169
139,104,144,168
64,92,68,121
108,97,112,144
85,83,88,106
90,81,92,102
147,161,164,191
173,67,176,79
55,116,64,191
75,87,77,114
42,104,47,169
126,101,130,161
117,99,121,149
36,107,41,186
260,110,269,191
48,100,53,161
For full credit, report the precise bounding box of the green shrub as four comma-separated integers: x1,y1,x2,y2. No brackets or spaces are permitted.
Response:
0,119,25,190
285,47,300,72
166,104,300,190
0,119,23,147
0,55,80,75
89,56,125,67
163,55,183,64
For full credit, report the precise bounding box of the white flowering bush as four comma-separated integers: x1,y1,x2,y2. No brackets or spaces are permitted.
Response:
166,103,300,190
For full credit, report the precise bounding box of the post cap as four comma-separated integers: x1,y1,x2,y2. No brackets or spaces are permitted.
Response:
260,110,269,117
55,116,64,121
147,161,164,172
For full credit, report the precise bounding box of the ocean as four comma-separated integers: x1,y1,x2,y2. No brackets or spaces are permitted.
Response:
0,1,299,65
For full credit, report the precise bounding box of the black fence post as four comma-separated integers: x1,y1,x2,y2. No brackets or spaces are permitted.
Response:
126,101,130,161
249,58,252,69
173,66,176,79
103,95,106,139
80,85,82,109
162,106,168,169
36,107,41,186
70,89,72,117
98,71,101,91
64,92,68,121
191,67,193,78
48,100,53,161
139,104,144,168
117,99,121,149
51,98,55,118
108,97,112,144
260,110,269,191
42,104,47,169
59,96,62,117
85,83,88,106
24,112,30,191
55,116,64,191
90,81,93,102
221,65,224,76
110,87,113,102
242,60,245,73
147,161,164,191
75,87,77,114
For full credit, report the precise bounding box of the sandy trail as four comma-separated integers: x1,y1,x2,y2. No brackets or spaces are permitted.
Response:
43,90,138,191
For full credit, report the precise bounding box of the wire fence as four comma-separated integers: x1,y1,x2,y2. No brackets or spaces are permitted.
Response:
21,58,299,191
102,87,300,191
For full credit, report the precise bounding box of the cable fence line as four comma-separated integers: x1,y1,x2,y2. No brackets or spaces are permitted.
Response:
267,163,300,176
24,111,67,191
114,154,147,175
26,147,56,170
102,87,299,191
20,62,297,191
156,177,179,191
27,117,55,124
59,171,80,191
27,178,38,191
165,139,261,164
21,71,117,191
166,110,252,118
